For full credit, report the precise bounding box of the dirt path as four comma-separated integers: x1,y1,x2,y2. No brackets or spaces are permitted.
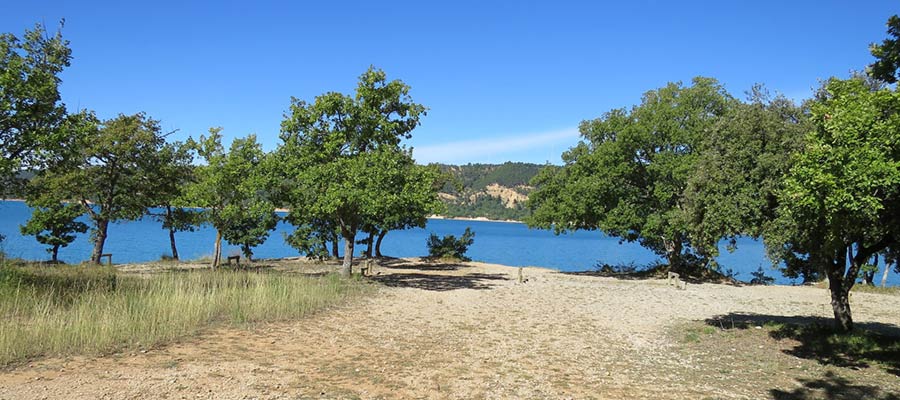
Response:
1,259,898,399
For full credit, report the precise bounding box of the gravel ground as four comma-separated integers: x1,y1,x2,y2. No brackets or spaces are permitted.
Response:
1,258,898,399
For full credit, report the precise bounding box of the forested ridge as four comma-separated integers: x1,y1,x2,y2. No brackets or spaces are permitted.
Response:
434,162,547,221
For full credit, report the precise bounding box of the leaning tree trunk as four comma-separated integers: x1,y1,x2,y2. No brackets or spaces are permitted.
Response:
212,229,223,269
882,263,891,288
90,219,110,264
51,245,60,263
375,229,388,257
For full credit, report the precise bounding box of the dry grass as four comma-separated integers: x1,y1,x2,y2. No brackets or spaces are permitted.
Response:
0,263,366,366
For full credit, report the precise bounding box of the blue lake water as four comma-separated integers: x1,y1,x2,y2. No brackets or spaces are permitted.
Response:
1,200,896,286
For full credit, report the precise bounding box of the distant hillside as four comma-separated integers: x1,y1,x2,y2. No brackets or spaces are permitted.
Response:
435,162,547,221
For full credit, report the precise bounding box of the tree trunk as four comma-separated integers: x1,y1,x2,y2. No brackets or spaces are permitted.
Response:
331,238,339,259
242,244,253,262
212,229,222,269
665,239,683,272
825,253,854,332
828,275,854,332
51,245,60,263
341,237,354,277
168,227,179,260
364,231,374,258
90,219,109,264
375,229,387,257
882,263,891,288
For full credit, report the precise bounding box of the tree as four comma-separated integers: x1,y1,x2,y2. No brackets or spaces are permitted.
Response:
34,112,169,264
0,21,72,191
20,201,87,262
527,77,731,272
277,67,427,276
766,78,900,332
683,86,809,276
361,158,444,258
145,141,196,260
187,129,277,267
869,15,900,84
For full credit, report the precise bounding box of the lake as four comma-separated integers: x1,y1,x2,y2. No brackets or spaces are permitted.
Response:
1,200,896,286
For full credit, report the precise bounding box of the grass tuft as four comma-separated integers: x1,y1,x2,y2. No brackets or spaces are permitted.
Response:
0,263,366,366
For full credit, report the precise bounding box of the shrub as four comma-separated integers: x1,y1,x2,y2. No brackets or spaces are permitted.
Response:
749,266,775,285
427,227,475,261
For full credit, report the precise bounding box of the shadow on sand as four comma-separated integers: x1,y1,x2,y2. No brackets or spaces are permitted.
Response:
705,312,900,377
369,257,509,291
770,371,900,400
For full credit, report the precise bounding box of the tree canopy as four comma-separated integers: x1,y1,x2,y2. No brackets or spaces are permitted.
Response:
187,129,277,267
0,22,72,191
527,77,732,271
276,67,434,276
32,112,170,264
765,77,900,331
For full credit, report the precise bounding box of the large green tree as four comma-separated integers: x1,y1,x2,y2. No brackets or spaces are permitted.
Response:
527,77,731,271
277,67,428,276
34,112,169,264
767,78,900,332
187,129,277,267
683,87,809,275
0,22,72,191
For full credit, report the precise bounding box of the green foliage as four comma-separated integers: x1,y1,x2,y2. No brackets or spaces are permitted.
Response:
439,162,543,193
427,228,475,261
684,86,809,275
767,77,900,331
187,129,278,266
527,77,732,271
444,195,526,221
31,112,171,264
749,266,775,285
19,202,87,262
0,21,72,191
869,15,900,84
276,67,434,274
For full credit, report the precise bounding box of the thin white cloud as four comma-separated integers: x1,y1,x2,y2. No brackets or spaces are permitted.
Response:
413,128,580,164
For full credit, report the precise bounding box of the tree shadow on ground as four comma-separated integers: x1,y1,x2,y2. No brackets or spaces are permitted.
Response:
770,371,900,400
563,266,740,286
706,313,900,376
370,272,508,291
375,256,465,271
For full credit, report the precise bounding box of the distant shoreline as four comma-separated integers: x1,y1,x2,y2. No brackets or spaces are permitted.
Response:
427,214,523,224
4,200,524,224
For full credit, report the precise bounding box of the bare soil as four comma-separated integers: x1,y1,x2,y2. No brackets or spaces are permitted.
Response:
1,258,898,399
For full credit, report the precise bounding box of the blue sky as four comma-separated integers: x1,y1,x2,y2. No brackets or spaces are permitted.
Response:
3,1,897,164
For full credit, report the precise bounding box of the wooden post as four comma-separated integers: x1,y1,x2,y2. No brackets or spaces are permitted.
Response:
518,267,524,284
100,253,113,266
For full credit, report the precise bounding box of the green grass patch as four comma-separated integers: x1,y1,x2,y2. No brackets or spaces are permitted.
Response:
0,263,368,366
